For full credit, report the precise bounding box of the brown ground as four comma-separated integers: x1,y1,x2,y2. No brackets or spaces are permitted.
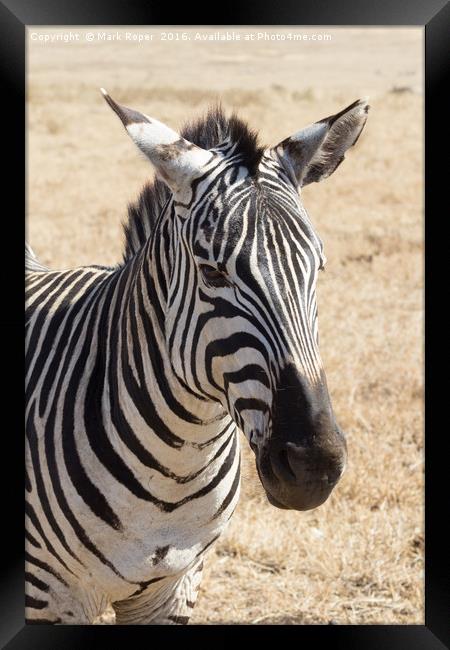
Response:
27,27,424,625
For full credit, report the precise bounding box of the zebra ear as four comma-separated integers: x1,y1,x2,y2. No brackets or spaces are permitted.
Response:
101,89,214,194
272,98,369,189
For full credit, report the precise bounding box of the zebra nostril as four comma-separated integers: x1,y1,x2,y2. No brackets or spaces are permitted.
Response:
269,443,344,487
276,449,297,481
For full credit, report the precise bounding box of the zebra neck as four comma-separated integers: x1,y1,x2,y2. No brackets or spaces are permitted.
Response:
103,243,234,478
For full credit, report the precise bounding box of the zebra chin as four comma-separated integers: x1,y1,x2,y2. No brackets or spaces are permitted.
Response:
262,475,340,512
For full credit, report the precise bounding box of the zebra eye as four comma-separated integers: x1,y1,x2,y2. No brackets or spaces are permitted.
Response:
200,264,229,288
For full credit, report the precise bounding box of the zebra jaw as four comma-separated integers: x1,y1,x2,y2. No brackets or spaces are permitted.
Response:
101,88,215,195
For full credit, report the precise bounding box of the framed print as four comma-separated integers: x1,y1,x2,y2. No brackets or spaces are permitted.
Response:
1,0,448,647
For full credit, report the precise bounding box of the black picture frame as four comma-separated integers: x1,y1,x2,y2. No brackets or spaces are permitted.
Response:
1,0,448,647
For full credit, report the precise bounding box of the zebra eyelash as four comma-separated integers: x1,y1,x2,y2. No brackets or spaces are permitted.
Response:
199,264,231,288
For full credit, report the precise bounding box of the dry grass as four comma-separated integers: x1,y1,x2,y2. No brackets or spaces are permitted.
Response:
27,27,424,625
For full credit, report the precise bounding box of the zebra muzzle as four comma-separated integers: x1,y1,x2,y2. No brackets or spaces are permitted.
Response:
256,434,347,512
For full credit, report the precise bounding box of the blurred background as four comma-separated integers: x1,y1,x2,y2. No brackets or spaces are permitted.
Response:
27,27,423,624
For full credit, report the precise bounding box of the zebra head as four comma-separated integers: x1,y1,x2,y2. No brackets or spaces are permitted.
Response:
103,90,369,512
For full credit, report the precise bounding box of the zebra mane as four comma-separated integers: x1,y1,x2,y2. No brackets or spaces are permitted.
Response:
121,105,265,263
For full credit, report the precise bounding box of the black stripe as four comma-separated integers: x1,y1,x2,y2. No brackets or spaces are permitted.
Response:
25,551,69,587
127,575,166,598
25,468,32,492
25,271,67,303
234,398,269,415
223,365,270,391
26,272,97,409
142,239,166,331
25,595,48,609
26,407,82,574
153,208,171,302
168,615,190,625
59,283,122,531
172,433,237,511
25,572,49,592
26,617,61,625
203,332,271,396
152,545,170,565
83,271,168,504
213,454,241,520
195,534,220,558
25,528,42,549
194,420,233,450
26,273,79,367
135,271,202,425
39,322,129,582
37,274,105,418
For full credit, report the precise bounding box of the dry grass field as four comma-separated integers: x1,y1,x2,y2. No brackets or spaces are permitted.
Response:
27,27,424,625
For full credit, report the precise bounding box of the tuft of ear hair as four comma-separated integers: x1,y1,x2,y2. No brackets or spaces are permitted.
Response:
273,98,370,188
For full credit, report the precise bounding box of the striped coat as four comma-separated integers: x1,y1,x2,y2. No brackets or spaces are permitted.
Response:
25,93,368,624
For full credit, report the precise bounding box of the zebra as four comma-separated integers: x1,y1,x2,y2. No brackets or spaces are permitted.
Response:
25,90,369,625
